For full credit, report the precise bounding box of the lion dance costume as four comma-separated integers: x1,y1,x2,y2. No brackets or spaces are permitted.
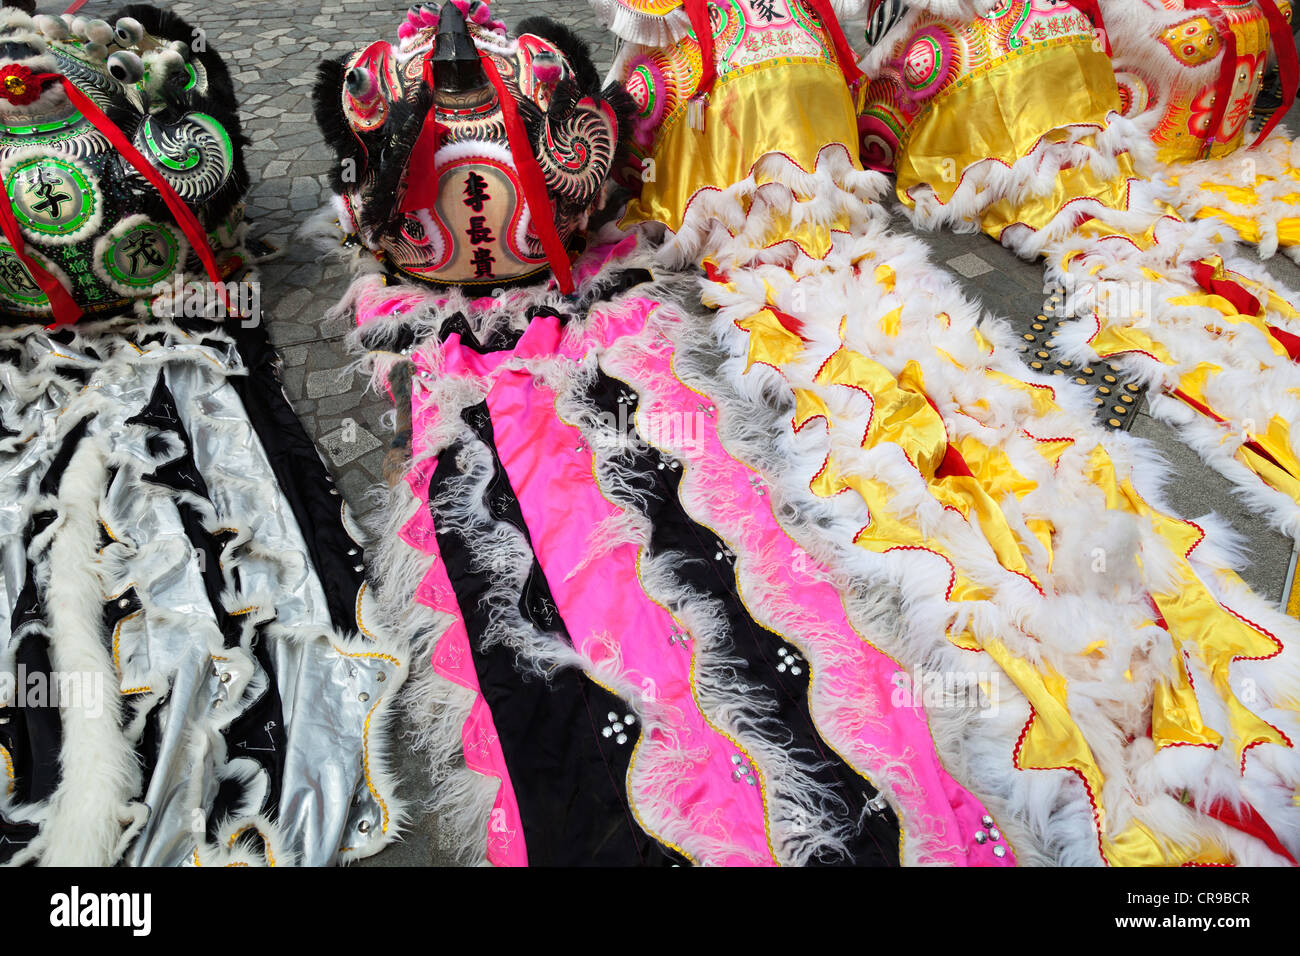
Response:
0,4,408,866
315,0,1300,866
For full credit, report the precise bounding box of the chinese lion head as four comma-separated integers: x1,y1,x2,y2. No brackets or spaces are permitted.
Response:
314,1,636,291
1100,0,1295,162
0,2,248,325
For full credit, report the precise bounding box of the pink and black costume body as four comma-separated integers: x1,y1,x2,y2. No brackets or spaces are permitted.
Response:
316,1,1011,866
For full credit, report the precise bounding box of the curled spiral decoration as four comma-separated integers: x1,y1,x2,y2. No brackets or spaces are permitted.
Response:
132,112,233,205
534,93,618,207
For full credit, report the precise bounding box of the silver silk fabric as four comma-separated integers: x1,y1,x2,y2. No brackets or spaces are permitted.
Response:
0,320,406,866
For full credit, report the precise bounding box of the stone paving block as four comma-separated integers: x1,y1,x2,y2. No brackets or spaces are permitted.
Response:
306,366,355,399
946,252,995,279
319,423,383,467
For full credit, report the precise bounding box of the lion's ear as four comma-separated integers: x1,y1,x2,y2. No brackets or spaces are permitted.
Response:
529,80,626,211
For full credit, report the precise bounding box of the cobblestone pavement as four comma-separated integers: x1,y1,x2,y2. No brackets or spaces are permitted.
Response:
72,0,1300,863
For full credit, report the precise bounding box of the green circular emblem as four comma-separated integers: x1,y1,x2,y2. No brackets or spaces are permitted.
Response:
4,157,96,239
102,222,180,289
0,244,49,307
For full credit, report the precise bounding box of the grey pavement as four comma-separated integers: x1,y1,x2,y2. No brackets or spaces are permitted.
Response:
71,0,1300,864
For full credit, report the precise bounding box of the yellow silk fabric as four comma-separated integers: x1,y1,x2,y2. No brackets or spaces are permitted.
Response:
1166,168,1300,248
737,308,802,372
1171,363,1300,504
980,159,1139,238
735,295,1277,865
1085,448,1289,767
894,37,1121,211
623,57,860,250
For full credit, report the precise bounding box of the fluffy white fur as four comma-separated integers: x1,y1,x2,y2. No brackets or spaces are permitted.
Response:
644,150,1300,865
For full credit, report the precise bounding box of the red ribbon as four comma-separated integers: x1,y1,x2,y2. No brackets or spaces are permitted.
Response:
478,51,574,294
1251,0,1299,147
1171,385,1287,469
0,174,82,323
1072,0,1111,55
0,72,227,328
398,47,452,215
1185,1,1240,159
1205,799,1298,865
1267,321,1300,360
1191,259,1263,316
683,0,717,100
1187,261,1300,366
804,0,866,86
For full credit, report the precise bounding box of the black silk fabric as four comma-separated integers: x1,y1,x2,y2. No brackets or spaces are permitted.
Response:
421,315,901,866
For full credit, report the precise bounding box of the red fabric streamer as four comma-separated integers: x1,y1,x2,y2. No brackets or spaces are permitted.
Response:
804,0,866,86
1267,322,1300,361
1071,0,1111,55
1204,799,1298,865
0,71,228,327
478,51,574,294
0,179,82,323
1184,1,1240,159
398,48,452,215
683,0,717,100
1171,385,1287,469
1252,0,1299,147
935,443,976,480
1190,259,1263,317
685,0,861,98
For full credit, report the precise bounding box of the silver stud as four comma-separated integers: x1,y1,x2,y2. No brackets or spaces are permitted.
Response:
974,830,987,844
981,815,994,828
616,733,627,745
348,548,359,556
329,488,340,496
624,715,635,725
358,819,371,833
376,672,386,682
607,711,616,722
219,672,231,684
118,598,130,608
602,726,612,738
790,666,802,676
612,722,623,733
353,564,364,572
989,827,1000,841
731,754,742,765
993,845,1006,858
358,692,369,702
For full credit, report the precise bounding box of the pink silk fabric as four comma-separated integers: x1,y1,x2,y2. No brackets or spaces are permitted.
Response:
364,240,1014,864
